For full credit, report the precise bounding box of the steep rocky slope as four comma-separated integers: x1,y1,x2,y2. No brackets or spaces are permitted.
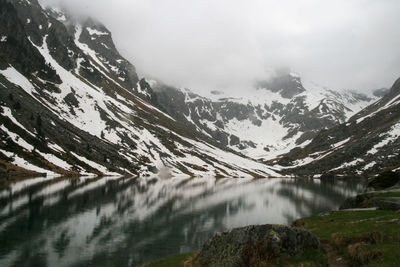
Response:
275,77,400,176
0,0,279,178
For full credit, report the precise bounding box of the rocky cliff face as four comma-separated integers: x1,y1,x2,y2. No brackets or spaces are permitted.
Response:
0,0,279,178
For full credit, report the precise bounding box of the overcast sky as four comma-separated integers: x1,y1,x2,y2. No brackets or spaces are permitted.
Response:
42,0,400,94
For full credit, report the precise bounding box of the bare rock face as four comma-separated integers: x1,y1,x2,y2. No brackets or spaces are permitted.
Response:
198,224,320,267
255,72,306,99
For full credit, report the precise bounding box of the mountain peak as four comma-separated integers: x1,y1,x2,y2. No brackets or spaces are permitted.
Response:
255,72,306,99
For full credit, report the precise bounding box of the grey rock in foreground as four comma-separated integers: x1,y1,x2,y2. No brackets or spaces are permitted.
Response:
198,224,320,267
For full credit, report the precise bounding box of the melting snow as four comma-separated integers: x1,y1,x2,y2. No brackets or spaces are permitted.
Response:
0,66,36,95
37,151,73,171
226,117,287,145
30,35,119,138
48,143,65,152
86,27,109,36
137,81,151,97
356,96,399,124
0,125,34,151
363,161,377,170
74,26,109,71
330,158,364,171
0,148,57,176
367,123,400,155
331,138,351,149
1,106,35,136
70,152,119,176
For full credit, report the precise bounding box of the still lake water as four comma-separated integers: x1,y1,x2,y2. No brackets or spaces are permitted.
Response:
0,176,364,267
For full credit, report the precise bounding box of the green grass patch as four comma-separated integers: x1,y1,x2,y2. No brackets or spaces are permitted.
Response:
294,210,400,266
374,192,400,198
272,248,327,267
141,252,198,267
142,250,326,267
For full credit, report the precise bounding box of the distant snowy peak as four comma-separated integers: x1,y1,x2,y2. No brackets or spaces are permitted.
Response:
150,73,377,162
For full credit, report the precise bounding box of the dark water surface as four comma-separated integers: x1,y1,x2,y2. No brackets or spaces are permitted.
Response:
0,176,364,266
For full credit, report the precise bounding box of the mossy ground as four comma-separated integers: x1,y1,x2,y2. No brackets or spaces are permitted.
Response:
294,210,400,266
142,250,325,267
373,191,400,198
143,210,400,267
140,252,199,267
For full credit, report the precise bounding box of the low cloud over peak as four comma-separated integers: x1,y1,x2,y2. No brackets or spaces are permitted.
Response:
40,0,400,94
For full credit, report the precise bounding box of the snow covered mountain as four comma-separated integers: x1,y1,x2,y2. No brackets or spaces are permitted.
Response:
275,77,400,177
150,72,376,160
0,0,280,178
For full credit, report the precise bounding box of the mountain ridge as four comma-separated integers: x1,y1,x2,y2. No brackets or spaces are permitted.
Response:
149,74,376,161
0,0,398,179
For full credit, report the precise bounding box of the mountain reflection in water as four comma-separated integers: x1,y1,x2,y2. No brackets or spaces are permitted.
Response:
0,176,364,267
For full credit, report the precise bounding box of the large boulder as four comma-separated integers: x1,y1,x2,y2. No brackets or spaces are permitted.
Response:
198,224,320,267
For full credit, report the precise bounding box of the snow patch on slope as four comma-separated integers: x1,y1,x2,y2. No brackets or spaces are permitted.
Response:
74,25,109,71
0,67,36,95
0,149,57,176
367,123,400,155
86,27,108,36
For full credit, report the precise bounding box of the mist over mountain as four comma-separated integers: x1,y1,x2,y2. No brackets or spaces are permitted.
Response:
38,0,400,95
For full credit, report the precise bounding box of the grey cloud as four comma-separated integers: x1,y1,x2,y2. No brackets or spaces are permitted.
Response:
40,0,400,93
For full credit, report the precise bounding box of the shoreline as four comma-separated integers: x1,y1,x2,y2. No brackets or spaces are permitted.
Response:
142,172,400,267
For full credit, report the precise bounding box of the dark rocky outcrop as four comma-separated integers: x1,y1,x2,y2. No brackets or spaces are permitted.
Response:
367,171,400,190
198,224,320,267
340,192,400,211
255,70,305,99
340,171,400,211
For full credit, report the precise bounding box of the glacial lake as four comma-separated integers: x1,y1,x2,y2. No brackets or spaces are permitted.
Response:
0,176,364,267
